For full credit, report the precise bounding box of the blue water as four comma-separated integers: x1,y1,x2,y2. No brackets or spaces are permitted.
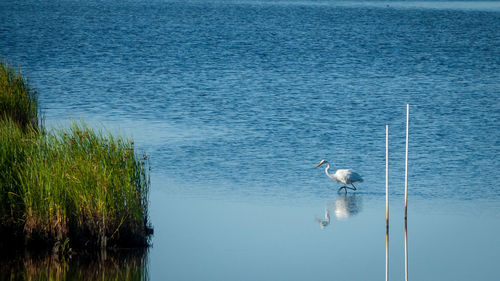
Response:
1,0,499,280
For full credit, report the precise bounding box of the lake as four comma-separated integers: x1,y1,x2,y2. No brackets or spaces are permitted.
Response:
1,0,499,280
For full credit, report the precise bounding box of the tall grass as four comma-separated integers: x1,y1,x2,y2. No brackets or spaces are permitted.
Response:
0,61,151,250
0,61,38,129
0,118,35,247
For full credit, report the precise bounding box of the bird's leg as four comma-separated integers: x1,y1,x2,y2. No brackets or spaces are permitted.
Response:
338,186,347,193
348,183,358,190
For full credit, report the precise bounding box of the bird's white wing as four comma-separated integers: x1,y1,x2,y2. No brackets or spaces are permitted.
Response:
333,169,351,184
347,169,364,183
335,169,363,184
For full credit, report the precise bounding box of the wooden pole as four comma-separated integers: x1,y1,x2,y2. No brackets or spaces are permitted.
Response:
386,124,389,281
404,104,409,281
405,104,409,219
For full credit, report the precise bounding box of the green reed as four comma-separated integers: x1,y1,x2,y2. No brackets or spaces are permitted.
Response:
0,60,151,250
0,61,38,129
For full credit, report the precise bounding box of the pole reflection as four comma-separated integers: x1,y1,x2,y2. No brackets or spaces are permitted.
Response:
405,216,408,281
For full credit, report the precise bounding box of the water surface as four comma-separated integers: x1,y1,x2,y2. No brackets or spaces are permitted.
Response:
1,0,499,280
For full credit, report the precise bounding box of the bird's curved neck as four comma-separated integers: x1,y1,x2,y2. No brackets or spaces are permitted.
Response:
324,163,332,177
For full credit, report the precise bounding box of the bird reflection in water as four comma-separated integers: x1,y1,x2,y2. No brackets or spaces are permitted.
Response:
316,209,330,229
317,194,362,229
334,193,361,219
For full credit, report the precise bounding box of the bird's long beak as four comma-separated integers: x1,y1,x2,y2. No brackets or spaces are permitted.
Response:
315,161,324,168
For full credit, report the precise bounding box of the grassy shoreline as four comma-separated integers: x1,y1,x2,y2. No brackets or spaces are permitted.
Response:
0,61,152,252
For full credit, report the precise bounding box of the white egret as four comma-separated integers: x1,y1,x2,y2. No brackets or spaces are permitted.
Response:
315,160,363,192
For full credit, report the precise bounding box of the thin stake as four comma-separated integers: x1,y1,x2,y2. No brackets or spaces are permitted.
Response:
405,216,408,281
404,104,409,281
405,104,409,219
385,124,389,281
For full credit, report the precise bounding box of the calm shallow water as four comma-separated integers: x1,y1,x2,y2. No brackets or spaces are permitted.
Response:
1,0,499,280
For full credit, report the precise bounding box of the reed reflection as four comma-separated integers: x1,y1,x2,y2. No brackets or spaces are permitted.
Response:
0,249,148,281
